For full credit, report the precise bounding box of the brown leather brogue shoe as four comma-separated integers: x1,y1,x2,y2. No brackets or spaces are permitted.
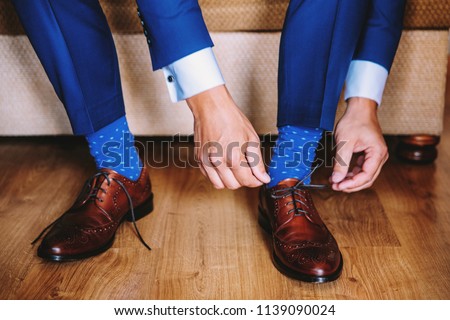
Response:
33,166,154,261
258,178,342,283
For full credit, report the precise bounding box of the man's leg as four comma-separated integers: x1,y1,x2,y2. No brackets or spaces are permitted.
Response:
12,0,142,179
270,0,370,186
260,0,372,283
12,0,152,261
12,0,124,134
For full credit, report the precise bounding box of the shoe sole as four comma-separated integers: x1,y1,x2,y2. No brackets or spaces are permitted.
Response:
37,193,154,262
38,236,116,262
258,206,343,283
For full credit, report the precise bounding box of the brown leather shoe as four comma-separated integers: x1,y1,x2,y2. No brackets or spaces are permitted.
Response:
258,178,342,283
33,167,154,261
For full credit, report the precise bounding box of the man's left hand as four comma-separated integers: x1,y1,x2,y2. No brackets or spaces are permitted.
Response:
330,97,389,193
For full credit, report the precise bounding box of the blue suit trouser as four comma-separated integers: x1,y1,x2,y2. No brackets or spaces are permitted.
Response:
11,0,212,135
278,0,404,130
11,0,404,134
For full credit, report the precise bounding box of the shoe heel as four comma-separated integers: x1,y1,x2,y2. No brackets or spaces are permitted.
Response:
126,193,154,222
258,207,272,235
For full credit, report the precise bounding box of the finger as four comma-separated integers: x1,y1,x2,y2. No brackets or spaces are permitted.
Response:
351,165,362,176
348,162,363,177
230,159,263,188
199,161,225,189
356,154,365,167
335,160,378,190
196,141,227,189
196,150,225,189
339,163,384,193
332,139,354,184
195,148,206,176
225,143,263,188
342,152,388,193
198,164,208,177
209,151,243,190
241,142,270,183
214,164,242,190
194,139,202,163
340,165,362,179
335,149,386,191
340,153,364,180
334,172,372,192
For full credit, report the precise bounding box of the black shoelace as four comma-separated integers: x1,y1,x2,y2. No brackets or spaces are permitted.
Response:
270,166,329,216
31,172,151,250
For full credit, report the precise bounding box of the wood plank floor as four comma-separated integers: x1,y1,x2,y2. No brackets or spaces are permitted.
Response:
1,66,449,300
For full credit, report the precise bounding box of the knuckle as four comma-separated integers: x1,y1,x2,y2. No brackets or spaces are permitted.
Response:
377,145,388,158
209,156,224,167
230,153,243,167
239,160,251,168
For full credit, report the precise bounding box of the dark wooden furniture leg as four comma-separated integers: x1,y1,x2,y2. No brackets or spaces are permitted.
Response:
396,135,440,164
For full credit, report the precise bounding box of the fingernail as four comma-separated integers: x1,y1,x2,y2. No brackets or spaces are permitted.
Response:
263,173,271,182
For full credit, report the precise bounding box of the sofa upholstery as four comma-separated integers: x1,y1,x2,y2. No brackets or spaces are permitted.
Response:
0,0,449,136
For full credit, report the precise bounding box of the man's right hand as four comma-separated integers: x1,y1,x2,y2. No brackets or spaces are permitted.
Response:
186,85,271,189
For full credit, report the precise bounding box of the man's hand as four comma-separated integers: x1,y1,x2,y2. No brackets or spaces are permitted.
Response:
186,85,271,189
331,97,388,193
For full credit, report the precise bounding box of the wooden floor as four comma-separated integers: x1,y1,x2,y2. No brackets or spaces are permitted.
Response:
1,69,450,300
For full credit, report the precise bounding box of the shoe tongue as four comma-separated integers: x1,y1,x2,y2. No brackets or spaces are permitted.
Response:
99,168,138,182
90,169,118,196
99,167,119,176
276,178,302,188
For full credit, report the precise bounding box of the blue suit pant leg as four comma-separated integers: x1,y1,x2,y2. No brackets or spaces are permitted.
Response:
11,0,126,135
277,0,370,131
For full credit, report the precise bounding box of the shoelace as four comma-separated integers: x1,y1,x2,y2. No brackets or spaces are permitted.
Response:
31,172,151,250
270,165,329,216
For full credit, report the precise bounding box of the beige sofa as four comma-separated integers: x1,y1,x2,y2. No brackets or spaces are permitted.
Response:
0,0,449,161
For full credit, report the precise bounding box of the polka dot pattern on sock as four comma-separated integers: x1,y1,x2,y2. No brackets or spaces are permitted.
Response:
268,125,323,187
86,116,142,181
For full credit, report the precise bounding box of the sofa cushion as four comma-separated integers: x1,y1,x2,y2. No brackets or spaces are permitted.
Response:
1,0,449,35
199,0,450,31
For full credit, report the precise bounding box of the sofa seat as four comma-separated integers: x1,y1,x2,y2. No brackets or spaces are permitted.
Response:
0,0,448,138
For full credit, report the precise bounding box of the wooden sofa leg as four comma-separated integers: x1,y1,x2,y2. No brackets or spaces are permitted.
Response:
395,135,440,164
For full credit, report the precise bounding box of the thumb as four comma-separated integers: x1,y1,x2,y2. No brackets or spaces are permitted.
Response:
332,139,354,183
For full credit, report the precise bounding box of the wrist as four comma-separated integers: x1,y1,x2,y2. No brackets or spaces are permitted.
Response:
345,97,378,120
186,85,229,118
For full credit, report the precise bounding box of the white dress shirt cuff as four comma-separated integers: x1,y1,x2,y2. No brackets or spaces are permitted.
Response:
162,48,225,102
344,60,389,106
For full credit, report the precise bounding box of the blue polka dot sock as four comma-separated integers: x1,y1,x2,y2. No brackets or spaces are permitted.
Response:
268,125,324,187
85,116,142,181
